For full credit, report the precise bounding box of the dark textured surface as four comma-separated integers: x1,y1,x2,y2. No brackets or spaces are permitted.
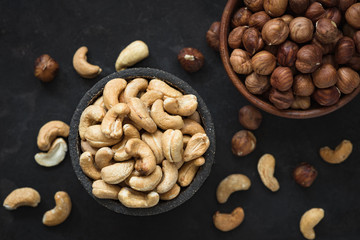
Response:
0,0,360,239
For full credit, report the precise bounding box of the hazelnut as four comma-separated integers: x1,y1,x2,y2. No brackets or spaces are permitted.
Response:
251,50,277,75
312,64,338,88
293,74,315,96
338,0,356,12
228,26,248,49
322,54,338,69
262,18,289,46
230,49,253,75
345,3,360,29
231,130,256,157
315,18,342,44
239,105,262,130
348,53,360,71
313,86,341,106
249,11,271,30
343,23,356,38
353,31,360,53
336,67,360,94
296,44,323,73
178,48,204,73
263,0,288,17
311,38,336,55
206,21,220,51
269,88,295,109
245,72,270,94
244,0,264,12
335,37,355,64
289,17,314,44
277,40,299,67
293,162,318,187
264,44,279,56
270,67,293,91
291,96,311,109
232,7,252,27
34,54,59,82
281,15,294,25
317,0,338,7
323,8,342,26
289,0,310,15
305,2,326,23
242,28,264,55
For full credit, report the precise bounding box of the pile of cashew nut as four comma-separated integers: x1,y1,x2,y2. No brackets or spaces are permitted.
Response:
79,77,210,208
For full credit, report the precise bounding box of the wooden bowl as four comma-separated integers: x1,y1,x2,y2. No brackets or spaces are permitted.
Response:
219,0,360,119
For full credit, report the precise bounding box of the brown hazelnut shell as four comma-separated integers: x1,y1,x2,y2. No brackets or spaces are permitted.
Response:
230,49,253,75
249,11,271,30
323,8,342,26
289,0,309,15
270,67,293,91
261,18,289,46
34,54,59,82
228,26,248,49
335,37,355,64
291,96,311,110
281,15,294,25
277,40,299,67
347,53,360,71
345,3,360,29
232,7,252,27
293,74,315,97
269,88,295,109
295,44,323,73
338,0,357,12
336,67,360,94
178,48,204,73
322,54,338,69
206,21,220,51
305,2,326,23
289,17,314,44
354,31,360,53
315,18,342,45
239,105,262,130
242,28,264,55
313,86,341,106
251,50,277,75
312,64,338,88
245,72,270,94
293,162,318,187
244,0,264,12
231,130,256,157
263,0,288,17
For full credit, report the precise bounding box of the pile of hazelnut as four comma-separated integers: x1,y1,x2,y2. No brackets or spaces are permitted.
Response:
228,0,360,110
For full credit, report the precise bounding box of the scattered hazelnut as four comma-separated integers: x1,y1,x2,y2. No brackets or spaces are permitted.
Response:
206,21,221,51
338,0,357,12
277,40,299,67
305,2,326,23
251,50,277,75
295,44,323,73
34,54,59,82
269,88,295,109
336,67,360,94
317,0,338,7
228,26,248,49
263,0,288,17
313,86,341,106
293,74,315,96
281,14,294,25
231,130,256,157
315,18,342,45
353,31,360,53
249,11,271,30
322,54,338,69
239,105,262,130
289,0,310,15
323,7,342,26
244,0,264,12
312,64,338,89
245,72,270,94
262,18,289,46
335,37,355,64
345,3,360,29
291,96,311,109
348,53,360,71
343,23,357,38
230,49,253,75
242,28,264,55
293,162,318,187
289,17,314,44
232,7,252,27
270,67,293,91
311,38,336,55
177,48,204,73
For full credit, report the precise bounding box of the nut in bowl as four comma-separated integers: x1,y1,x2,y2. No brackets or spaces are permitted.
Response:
69,68,215,216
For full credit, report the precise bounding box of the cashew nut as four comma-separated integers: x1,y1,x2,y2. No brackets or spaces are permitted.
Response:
319,140,353,164
156,160,178,194
125,138,156,176
42,191,71,226
84,125,121,148
148,79,183,98
181,119,205,136
257,154,280,192
93,96,106,109
103,78,128,110
183,135,191,149
150,99,184,130
79,105,106,140
73,46,102,78
34,138,67,167
113,124,140,161
123,117,143,131
118,187,159,208
94,147,114,169
216,174,251,204
159,183,181,201
213,207,245,232
128,97,157,133
300,208,325,240
101,103,130,139
178,157,205,187
37,120,70,151
92,180,121,200
183,133,210,162
125,165,163,191
80,140,98,156
80,152,101,180
162,129,183,163
123,78,148,103
188,111,201,124
101,160,135,184
115,40,149,71
140,90,164,107
163,94,198,116
141,130,164,164
3,187,41,210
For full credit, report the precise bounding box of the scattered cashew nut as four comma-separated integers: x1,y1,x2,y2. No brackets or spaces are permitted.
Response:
73,46,102,78
101,103,130,139
3,187,41,210
181,119,205,136
115,40,149,71
125,138,156,176
34,138,67,167
156,160,178,194
94,147,114,169
213,207,245,232
92,180,121,200
160,183,181,200
79,105,106,140
140,90,164,107
300,208,325,240
178,157,205,187
123,78,148,103
319,140,353,164
151,99,184,130
162,129,183,163
257,154,280,192
79,152,101,180
183,133,210,162
163,94,198,116
101,160,135,184
118,187,159,208
147,79,183,98
216,174,251,204
84,125,121,148
37,120,69,151
141,130,164,164
42,191,71,226
103,78,127,110
126,165,163,191
128,97,157,133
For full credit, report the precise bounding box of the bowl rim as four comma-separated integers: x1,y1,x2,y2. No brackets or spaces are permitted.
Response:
69,67,216,216
219,0,360,119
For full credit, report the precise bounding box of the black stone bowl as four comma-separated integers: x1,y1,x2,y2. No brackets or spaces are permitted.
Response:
69,67,216,216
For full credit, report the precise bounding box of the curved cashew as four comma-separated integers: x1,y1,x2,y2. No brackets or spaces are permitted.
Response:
123,78,148,103
216,174,251,204
163,94,198,116
148,79,183,98
181,119,205,136
103,78,127,110
174,160,184,169
115,40,149,71
141,130,164,164
140,90,164,107
125,138,156,176
183,133,210,162
3,187,41,210
101,103,130,139
257,154,280,192
80,152,101,180
160,183,181,200
125,165,163,191
73,46,102,78
34,138,67,167
300,208,325,240
178,157,205,187
101,160,135,184
92,180,121,200
94,147,114,169
150,99,184,130
42,191,71,226
156,160,178,194
123,117,143,131
112,124,140,161
162,129,183,163
118,187,159,208
79,105,106,140
128,97,157,133
319,140,353,164
37,120,70,151
93,96,106,109
84,125,121,148
188,111,201,124
183,135,191,149
213,207,245,232
80,140,98,156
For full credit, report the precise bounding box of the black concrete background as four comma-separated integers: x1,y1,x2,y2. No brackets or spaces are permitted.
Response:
0,0,359,239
